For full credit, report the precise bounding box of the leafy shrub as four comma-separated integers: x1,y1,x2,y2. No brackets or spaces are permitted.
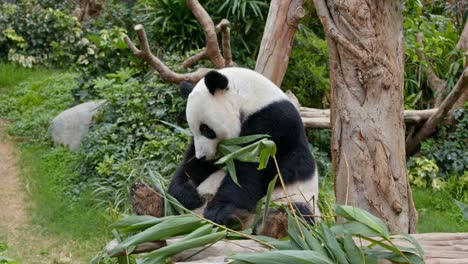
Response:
403,0,465,109
0,72,76,142
0,2,84,67
283,31,330,108
420,107,468,178
407,156,442,189
74,69,190,212
72,26,141,102
408,106,467,201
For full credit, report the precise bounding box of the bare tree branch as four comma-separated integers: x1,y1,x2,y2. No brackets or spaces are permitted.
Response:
416,33,447,107
126,1,235,82
218,19,233,67
407,67,468,155
181,50,208,69
182,19,233,68
187,0,225,68
124,24,211,84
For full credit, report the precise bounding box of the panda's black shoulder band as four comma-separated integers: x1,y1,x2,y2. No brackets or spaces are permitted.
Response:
205,71,228,95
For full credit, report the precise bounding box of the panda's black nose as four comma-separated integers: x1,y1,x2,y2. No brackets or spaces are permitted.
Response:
198,156,206,161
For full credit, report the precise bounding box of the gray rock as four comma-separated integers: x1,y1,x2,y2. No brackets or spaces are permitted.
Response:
49,100,106,152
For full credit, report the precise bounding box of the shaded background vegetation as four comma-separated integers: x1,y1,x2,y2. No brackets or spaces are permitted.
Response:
0,2,467,261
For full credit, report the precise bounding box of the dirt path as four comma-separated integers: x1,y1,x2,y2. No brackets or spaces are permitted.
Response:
0,121,78,263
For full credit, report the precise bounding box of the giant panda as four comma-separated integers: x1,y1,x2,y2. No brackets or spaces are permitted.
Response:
167,67,320,230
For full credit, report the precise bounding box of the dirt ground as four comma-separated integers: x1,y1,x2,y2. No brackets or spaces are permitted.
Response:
0,120,81,263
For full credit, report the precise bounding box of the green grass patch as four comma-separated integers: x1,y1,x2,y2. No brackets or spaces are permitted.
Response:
0,70,77,141
0,63,111,262
18,142,110,260
0,62,56,94
413,187,468,232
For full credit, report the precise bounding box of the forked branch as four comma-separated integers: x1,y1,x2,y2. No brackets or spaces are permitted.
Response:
125,0,234,84
124,25,211,84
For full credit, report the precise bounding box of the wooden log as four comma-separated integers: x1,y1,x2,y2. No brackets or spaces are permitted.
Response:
299,108,439,128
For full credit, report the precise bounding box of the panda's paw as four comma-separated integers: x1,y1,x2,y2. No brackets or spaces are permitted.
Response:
203,201,236,225
182,191,206,210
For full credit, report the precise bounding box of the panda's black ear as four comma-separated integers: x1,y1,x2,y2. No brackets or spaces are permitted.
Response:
179,81,195,98
204,71,228,95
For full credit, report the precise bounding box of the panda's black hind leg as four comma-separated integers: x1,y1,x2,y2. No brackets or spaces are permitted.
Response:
293,202,316,225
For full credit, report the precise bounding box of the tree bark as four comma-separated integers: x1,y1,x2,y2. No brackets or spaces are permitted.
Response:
313,0,417,233
255,0,304,86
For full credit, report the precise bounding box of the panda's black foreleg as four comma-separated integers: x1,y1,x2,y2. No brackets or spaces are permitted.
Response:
168,140,219,210
203,162,270,225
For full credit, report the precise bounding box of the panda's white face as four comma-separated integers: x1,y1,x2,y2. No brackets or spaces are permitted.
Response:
186,68,287,160
186,80,241,160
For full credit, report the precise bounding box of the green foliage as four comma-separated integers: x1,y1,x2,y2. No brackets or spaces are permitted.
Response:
407,156,441,189
135,0,205,53
403,0,465,109
454,199,468,220
413,188,468,232
0,71,76,142
0,243,17,264
0,2,84,67
420,107,468,178
82,0,136,31
72,27,140,101
75,70,189,212
0,62,56,93
283,31,330,108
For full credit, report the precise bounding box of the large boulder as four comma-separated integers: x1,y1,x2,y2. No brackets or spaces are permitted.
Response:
49,100,106,152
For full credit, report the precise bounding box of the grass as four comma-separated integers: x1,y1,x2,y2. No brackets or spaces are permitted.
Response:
0,63,110,262
17,142,110,261
0,61,56,93
413,187,468,232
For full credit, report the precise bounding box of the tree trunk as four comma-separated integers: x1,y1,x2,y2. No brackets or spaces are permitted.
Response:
314,0,417,233
255,0,304,86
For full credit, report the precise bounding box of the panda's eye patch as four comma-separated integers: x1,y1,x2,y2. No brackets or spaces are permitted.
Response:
199,124,216,139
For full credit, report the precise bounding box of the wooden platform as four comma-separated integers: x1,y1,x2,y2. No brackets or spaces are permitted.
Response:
409,233,468,264
172,233,468,263
111,233,468,263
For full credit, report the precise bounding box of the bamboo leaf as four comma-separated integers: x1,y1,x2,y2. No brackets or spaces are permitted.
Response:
182,224,215,241
261,175,278,230
343,232,364,264
226,160,240,187
141,231,227,264
220,134,270,145
330,221,382,238
111,215,160,229
321,222,349,264
109,215,202,255
334,205,389,238
230,250,334,264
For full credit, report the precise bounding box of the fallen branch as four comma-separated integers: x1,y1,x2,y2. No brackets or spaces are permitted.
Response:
407,67,468,155
298,108,439,128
